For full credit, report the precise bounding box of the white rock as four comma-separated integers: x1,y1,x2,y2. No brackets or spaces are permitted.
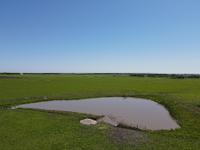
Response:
80,118,97,125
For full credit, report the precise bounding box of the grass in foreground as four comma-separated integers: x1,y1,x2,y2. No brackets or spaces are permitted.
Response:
0,75,200,149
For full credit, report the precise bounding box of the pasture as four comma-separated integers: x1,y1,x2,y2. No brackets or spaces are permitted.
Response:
0,75,199,150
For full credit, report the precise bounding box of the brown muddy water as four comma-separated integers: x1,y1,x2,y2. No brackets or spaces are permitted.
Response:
15,97,180,130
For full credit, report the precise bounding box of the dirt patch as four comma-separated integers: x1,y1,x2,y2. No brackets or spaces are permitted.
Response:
183,103,200,115
108,127,147,146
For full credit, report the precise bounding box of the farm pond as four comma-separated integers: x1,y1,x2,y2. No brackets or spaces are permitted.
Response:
15,97,180,130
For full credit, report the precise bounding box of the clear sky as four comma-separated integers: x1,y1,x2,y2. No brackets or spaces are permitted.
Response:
0,0,200,73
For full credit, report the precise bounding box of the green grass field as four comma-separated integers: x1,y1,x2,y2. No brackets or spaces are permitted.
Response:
0,75,200,150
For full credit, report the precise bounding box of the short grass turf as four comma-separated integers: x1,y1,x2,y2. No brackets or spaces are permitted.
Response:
0,75,200,150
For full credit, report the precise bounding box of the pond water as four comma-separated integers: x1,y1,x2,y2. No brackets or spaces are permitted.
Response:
15,97,180,130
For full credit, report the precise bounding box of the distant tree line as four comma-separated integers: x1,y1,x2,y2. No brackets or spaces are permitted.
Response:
128,73,200,79
0,72,200,79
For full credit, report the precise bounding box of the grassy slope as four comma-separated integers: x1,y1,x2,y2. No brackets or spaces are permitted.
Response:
0,75,200,150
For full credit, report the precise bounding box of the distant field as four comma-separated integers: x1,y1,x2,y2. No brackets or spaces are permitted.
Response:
0,75,200,149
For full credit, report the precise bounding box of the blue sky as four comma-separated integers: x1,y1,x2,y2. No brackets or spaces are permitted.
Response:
0,0,200,73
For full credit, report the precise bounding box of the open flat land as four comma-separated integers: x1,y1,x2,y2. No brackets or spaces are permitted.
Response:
0,75,200,150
